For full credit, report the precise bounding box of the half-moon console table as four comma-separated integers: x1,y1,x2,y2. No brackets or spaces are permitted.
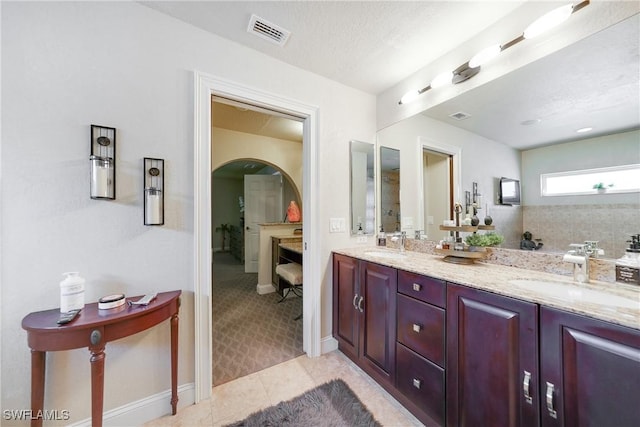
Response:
21,290,181,427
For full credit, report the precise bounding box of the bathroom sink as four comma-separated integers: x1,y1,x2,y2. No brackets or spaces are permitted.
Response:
508,279,639,309
364,251,407,260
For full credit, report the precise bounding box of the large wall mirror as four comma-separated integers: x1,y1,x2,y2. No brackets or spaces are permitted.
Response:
380,146,400,233
350,140,375,235
378,14,639,258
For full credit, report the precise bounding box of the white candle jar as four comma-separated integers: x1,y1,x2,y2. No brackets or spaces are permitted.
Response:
145,187,164,225
90,155,114,199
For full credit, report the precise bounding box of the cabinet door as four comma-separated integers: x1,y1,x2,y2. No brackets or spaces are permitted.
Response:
359,261,397,385
332,254,359,361
447,284,539,427
540,307,640,427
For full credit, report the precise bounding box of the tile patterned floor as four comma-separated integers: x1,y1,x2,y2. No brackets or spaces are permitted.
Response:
145,351,423,426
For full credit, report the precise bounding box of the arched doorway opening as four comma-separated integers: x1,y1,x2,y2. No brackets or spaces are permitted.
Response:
211,159,303,386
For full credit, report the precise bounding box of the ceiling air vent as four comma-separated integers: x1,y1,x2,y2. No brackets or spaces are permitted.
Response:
449,111,472,121
247,14,291,47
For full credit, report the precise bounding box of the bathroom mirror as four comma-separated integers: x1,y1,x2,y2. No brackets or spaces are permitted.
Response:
350,140,375,235
379,14,639,258
380,146,400,233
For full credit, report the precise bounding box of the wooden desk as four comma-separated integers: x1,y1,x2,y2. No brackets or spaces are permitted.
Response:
21,290,181,427
270,235,302,293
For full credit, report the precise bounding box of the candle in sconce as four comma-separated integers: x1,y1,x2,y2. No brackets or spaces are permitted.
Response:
145,188,163,224
90,157,113,198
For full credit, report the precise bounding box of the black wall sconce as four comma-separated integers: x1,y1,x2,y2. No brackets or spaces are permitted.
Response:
144,157,164,226
90,125,116,200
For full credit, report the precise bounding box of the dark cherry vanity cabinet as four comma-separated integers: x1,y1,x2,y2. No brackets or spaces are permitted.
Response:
446,283,540,427
333,252,640,427
447,284,640,427
540,306,640,427
332,254,396,387
395,270,446,426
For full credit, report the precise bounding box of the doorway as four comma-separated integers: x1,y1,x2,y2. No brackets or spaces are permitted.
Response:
419,137,461,241
211,104,305,386
194,71,321,401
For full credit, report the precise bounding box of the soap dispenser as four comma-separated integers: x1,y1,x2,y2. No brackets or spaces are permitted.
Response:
377,225,386,247
616,234,640,285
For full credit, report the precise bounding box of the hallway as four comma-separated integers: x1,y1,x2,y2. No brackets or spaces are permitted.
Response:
212,252,303,386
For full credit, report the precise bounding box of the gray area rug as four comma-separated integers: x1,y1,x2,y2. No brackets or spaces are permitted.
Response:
225,379,381,427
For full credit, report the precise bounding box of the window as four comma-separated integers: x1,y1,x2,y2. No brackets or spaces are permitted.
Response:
541,164,640,196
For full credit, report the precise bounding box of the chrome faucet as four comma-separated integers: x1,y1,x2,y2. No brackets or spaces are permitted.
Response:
564,244,589,283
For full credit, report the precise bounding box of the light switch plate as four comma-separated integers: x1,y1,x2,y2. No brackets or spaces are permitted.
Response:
329,217,346,233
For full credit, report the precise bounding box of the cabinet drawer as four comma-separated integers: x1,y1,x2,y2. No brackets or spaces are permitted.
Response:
398,270,445,308
396,343,445,426
397,294,445,367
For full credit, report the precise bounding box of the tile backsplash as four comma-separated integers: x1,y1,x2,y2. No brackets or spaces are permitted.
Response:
523,203,640,259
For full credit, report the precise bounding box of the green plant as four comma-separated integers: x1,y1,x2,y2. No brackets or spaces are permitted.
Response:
215,223,230,251
465,232,504,247
593,182,613,190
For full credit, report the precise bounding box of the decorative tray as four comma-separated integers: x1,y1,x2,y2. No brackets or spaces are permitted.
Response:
434,248,487,264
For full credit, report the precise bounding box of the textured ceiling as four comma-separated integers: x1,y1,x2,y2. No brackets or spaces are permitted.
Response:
143,1,639,150
140,0,524,94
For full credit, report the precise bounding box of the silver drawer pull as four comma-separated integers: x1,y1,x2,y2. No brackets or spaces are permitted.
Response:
412,283,422,291
546,382,557,419
412,378,421,389
412,323,422,333
357,296,364,313
523,371,532,404
352,294,358,309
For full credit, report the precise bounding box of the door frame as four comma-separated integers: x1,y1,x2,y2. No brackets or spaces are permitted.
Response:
194,71,321,401
416,136,462,231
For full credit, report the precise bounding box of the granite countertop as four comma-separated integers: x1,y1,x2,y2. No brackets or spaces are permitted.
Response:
271,234,303,240
334,247,640,330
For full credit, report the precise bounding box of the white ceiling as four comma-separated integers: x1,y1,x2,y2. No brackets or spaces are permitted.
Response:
142,1,640,150
141,1,524,94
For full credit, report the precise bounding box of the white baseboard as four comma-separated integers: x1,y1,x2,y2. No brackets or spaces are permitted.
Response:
68,383,195,427
321,335,338,354
256,283,275,294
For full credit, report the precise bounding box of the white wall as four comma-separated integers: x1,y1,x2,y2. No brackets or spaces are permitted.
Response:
377,114,523,248
212,127,303,199
1,1,376,425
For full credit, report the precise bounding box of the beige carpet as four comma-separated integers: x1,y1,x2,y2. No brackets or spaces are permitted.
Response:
213,252,303,386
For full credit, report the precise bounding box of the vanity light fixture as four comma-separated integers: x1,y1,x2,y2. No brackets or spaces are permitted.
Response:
468,44,502,69
90,125,116,200
431,71,454,88
144,157,164,226
523,4,575,39
398,0,590,105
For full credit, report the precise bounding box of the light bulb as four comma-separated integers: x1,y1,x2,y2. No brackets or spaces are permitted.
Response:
524,4,573,39
430,71,453,88
469,44,502,68
399,89,420,105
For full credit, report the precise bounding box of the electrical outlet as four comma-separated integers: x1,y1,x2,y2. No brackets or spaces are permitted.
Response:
356,236,367,243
